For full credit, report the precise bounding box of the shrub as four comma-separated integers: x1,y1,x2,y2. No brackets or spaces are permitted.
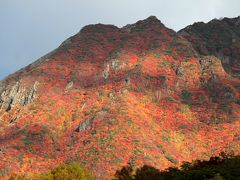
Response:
9,163,95,180
154,54,161,58
161,135,170,142
9,173,29,180
158,61,171,68
42,163,95,180
0,169,6,177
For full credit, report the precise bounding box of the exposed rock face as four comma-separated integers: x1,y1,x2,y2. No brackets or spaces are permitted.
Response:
0,81,5,95
65,81,74,91
176,66,184,75
75,111,107,132
102,64,110,79
76,118,93,132
0,81,39,111
110,59,125,71
102,58,126,79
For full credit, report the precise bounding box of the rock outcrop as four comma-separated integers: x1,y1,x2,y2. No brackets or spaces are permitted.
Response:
65,81,74,91
76,118,93,132
0,81,39,111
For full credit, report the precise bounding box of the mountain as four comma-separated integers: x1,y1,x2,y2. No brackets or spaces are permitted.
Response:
179,16,240,77
0,16,239,179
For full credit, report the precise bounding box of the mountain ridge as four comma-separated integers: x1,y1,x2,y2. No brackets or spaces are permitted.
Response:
0,16,239,179
178,16,240,77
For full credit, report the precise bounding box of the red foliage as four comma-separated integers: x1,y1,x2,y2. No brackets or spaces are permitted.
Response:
0,16,239,179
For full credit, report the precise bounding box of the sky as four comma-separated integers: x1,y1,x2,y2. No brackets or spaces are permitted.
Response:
0,0,240,80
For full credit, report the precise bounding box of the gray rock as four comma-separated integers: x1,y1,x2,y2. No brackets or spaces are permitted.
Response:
102,64,110,79
76,118,93,132
23,81,39,105
0,81,5,94
75,111,107,133
102,59,126,79
122,89,129,94
65,81,74,91
109,93,115,100
209,71,219,83
176,66,184,75
111,59,122,71
0,81,39,111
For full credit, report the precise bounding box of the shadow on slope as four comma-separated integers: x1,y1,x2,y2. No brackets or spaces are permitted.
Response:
114,152,240,180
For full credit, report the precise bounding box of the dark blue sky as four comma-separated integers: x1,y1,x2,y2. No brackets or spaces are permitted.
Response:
1,0,240,80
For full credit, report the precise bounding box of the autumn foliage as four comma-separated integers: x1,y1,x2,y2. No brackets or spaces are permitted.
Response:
0,16,239,179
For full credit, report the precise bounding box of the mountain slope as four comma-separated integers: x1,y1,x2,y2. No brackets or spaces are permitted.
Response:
0,16,239,179
178,16,240,77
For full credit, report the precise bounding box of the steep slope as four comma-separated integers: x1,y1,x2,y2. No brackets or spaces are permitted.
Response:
178,16,240,77
0,16,239,179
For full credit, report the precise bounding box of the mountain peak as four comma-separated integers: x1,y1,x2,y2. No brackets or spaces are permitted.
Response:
135,15,162,26
79,23,120,34
122,16,163,33
144,15,160,22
